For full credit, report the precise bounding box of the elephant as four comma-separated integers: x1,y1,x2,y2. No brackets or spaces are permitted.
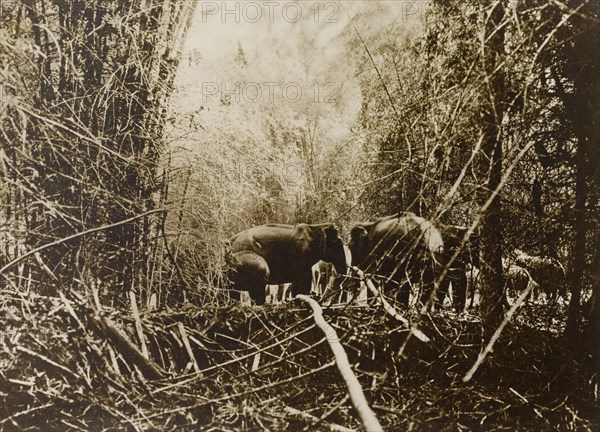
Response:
434,225,480,312
503,261,535,302
227,223,347,304
311,245,352,301
348,213,445,307
512,249,567,302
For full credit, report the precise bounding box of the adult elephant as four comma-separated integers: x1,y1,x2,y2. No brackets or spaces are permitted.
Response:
228,223,347,304
348,213,445,307
434,225,480,312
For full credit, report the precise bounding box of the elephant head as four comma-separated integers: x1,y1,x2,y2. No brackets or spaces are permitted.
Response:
438,225,480,269
512,249,567,301
320,225,347,275
348,225,371,268
434,224,480,312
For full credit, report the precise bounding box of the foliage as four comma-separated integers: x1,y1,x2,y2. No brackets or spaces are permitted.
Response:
0,0,195,304
346,0,599,325
164,5,366,291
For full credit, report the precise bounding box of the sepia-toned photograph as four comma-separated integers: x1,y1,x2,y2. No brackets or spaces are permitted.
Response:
0,0,598,430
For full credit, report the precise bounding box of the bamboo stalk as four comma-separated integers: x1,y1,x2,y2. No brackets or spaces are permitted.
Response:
282,405,355,432
297,295,383,432
129,291,149,359
16,346,79,379
177,322,200,373
93,316,164,380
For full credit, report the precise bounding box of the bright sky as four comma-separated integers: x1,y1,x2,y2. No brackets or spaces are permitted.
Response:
183,1,428,61
184,1,351,61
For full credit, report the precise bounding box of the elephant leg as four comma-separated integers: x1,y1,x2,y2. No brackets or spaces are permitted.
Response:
291,272,313,297
436,276,451,309
546,285,554,302
312,268,321,296
249,278,268,305
528,283,537,303
394,273,411,308
397,282,411,307
229,252,269,305
467,267,479,309
452,269,467,312
417,264,437,310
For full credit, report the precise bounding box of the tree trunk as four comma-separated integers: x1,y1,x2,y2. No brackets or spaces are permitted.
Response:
565,138,588,335
586,231,600,372
477,1,506,334
562,4,599,336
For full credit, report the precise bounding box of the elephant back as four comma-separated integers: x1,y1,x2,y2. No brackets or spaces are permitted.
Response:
349,213,444,270
396,213,444,256
513,249,567,298
228,223,345,285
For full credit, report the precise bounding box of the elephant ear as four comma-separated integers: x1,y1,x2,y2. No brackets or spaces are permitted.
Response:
323,225,339,242
350,226,368,241
315,225,335,257
308,224,337,259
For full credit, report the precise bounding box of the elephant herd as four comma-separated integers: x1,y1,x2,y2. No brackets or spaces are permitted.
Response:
226,213,566,310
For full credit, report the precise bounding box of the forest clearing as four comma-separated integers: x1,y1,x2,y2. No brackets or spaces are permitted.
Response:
0,1,598,430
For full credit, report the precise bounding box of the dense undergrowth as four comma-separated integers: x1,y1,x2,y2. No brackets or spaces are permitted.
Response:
0,289,597,431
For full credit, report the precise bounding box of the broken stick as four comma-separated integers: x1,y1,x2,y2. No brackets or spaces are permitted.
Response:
352,267,430,343
297,294,383,432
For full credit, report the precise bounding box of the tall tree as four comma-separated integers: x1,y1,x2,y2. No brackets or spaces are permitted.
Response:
560,2,600,337
476,1,506,332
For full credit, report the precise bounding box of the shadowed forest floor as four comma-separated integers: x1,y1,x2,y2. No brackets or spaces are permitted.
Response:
0,292,597,431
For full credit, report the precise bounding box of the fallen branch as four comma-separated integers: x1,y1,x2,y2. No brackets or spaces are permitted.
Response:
282,405,355,432
297,294,383,432
0,402,54,427
152,320,318,395
463,278,535,383
146,361,335,419
177,322,200,373
93,316,164,380
15,346,79,380
129,291,149,359
58,290,86,332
